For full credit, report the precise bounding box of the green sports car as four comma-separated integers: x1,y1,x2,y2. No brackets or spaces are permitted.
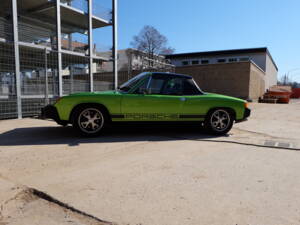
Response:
42,72,250,136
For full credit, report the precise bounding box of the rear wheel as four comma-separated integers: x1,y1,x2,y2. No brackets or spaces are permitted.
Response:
204,109,233,135
73,106,106,137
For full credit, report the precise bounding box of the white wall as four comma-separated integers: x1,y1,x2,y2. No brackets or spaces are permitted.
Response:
265,54,278,90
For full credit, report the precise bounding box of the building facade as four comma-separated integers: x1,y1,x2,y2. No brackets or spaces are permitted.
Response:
98,48,174,73
166,48,278,100
0,0,117,119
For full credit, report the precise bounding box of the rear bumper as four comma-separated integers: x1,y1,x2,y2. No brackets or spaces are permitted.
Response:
236,108,251,123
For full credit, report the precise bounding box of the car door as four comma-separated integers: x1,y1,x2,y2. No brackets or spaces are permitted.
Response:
120,75,185,121
180,78,209,119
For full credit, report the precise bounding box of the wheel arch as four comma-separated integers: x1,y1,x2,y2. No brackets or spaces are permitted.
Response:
69,103,111,123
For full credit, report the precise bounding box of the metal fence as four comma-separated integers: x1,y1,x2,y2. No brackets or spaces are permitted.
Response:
1,0,111,120
0,42,175,120
0,42,17,119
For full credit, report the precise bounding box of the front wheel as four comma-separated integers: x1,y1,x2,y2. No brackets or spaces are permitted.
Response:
204,109,234,135
73,107,106,137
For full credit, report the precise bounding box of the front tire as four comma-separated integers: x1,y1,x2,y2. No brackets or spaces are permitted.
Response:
204,109,234,135
73,106,106,137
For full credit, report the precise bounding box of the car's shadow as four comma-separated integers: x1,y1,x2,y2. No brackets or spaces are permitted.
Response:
0,123,229,147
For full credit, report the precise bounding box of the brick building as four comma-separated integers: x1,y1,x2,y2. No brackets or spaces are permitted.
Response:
166,48,278,100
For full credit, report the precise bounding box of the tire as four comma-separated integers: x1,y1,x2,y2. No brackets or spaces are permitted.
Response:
72,106,106,137
204,108,234,135
57,121,68,127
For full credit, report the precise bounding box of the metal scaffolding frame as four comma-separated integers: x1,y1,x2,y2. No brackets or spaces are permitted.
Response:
5,0,117,119
88,0,94,92
12,0,22,118
56,0,63,97
112,0,118,91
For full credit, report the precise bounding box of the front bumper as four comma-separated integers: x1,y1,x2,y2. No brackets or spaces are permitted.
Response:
41,105,61,122
236,108,251,123
244,107,251,118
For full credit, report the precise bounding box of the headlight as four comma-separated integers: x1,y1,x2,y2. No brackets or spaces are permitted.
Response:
244,102,249,108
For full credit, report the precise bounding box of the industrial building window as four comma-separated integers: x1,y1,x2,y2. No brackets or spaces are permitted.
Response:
192,60,199,65
229,58,237,62
182,61,189,66
201,60,209,64
239,57,249,61
218,59,226,63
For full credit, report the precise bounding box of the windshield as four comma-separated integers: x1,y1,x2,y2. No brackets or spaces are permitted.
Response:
119,72,148,92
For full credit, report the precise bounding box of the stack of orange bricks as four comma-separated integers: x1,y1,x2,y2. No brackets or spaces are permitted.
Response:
262,86,292,104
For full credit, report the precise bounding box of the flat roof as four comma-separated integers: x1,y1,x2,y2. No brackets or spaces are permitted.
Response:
166,47,278,71
151,72,192,79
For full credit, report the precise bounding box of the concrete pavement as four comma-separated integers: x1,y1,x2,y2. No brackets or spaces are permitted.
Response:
0,101,300,225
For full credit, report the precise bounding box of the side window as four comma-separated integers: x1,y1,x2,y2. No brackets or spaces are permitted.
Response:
149,78,165,94
161,78,183,95
182,78,201,95
140,75,201,95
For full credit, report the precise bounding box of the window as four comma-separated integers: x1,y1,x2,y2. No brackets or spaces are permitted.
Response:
182,61,189,66
119,72,147,92
148,76,168,94
239,57,249,62
161,77,202,96
201,60,209,64
182,79,202,95
229,58,237,62
218,59,226,63
192,60,199,65
134,76,150,94
137,74,203,96
161,78,183,95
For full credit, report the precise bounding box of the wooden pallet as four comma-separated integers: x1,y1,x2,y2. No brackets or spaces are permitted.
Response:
259,98,278,104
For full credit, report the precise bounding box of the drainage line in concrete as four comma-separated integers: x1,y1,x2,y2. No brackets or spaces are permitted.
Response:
166,136,300,151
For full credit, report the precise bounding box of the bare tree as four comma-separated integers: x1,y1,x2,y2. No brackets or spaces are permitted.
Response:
130,25,175,59
280,74,290,85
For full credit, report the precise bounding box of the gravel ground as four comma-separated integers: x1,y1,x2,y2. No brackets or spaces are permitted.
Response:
0,101,300,225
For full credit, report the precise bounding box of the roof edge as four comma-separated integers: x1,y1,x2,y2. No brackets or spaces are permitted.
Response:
166,47,278,71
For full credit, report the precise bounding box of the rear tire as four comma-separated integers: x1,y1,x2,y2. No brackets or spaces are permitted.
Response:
204,108,234,135
72,106,106,137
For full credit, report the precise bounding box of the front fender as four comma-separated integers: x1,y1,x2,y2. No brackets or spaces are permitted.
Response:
54,95,122,121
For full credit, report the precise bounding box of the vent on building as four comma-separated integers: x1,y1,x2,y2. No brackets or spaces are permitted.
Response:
229,58,238,62
217,59,226,63
239,57,250,62
182,61,189,66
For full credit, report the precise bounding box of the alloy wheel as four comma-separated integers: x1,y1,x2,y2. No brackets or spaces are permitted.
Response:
210,109,231,132
78,108,104,134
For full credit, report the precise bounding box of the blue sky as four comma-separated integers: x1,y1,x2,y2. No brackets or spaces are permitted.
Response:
96,0,300,82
